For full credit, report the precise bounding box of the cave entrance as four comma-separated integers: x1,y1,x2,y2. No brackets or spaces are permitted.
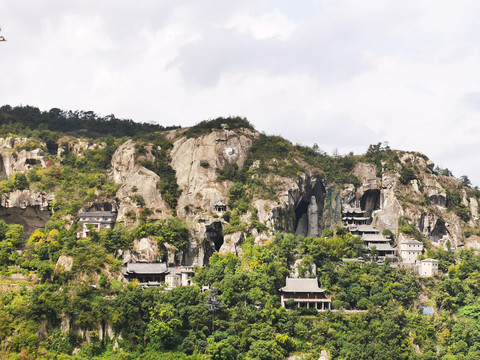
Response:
360,189,381,218
430,219,448,242
87,202,114,212
0,206,51,239
206,221,224,251
294,180,326,237
25,158,41,166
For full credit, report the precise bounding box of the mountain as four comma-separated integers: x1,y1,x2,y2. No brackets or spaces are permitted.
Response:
1,106,479,264
1,105,480,359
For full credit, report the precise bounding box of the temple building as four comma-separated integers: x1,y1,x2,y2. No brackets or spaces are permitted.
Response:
122,263,195,289
342,206,370,233
280,277,332,311
362,233,397,258
213,200,227,214
77,202,117,238
122,262,168,286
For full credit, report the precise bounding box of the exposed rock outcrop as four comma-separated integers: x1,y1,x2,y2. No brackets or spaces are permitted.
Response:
0,190,52,238
109,140,171,223
339,155,472,247
0,137,47,179
170,128,256,220
56,255,74,272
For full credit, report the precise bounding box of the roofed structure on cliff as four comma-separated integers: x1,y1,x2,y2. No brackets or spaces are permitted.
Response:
122,262,168,285
76,202,117,238
362,233,397,258
342,206,370,232
280,277,331,311
213,200,227,213
122,263,195,288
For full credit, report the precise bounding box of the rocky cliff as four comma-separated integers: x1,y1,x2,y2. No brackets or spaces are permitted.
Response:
1,123,480,264
0,138,52,237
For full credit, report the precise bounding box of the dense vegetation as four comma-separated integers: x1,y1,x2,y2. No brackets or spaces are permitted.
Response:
0,105,179,139
3,113,480,359
4,224,480,359
183,117,254,138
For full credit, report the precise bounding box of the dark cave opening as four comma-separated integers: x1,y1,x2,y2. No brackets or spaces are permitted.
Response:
294,199,310,235
87,202,113,212
431,219,448,242
0,206,51,239
25,158,41,166
360,189,381,218
206,221,224,251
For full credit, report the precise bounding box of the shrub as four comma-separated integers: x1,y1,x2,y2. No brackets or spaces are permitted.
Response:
12,173,28,190
130,195,145,207
400,166,416,185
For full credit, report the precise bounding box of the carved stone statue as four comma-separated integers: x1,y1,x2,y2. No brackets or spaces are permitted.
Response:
307,195,319,237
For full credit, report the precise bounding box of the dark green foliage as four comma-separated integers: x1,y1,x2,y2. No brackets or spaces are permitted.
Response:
5,227,480,359
0,105,179,138
227,182,250,213
131,194,146,207
382,229,395,240
398,216,425,241
216,163,246,183
363,142,400,176
132,217,190,251
399,166,416,185
460,175,472,187
446,188,471,222
297,145,360,186
183,116,254,138
0,172,29,193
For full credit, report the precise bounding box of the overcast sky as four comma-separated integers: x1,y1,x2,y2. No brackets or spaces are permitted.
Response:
1,1,480,185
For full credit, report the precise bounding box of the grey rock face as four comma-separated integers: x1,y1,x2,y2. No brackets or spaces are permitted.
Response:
109,139,171,223
0,137,47,179
0,190,53,238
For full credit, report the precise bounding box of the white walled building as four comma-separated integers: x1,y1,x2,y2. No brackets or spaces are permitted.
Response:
165,266,195,289
418,259,439,277
399,239,423,264
77,212,116,238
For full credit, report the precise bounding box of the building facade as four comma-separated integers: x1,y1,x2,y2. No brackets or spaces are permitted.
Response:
418,259,439,277
122,262,169,286
280,277,332,311
77,211,116,238
399,239,423,264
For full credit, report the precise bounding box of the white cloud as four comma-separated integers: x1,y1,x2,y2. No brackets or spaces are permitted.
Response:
2,1,480,185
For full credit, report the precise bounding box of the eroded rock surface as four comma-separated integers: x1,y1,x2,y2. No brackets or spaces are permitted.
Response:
0,190,52,238
109,140,171,223
0,137,47,179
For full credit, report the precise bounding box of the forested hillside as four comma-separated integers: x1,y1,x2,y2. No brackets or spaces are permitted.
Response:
1,105,480,359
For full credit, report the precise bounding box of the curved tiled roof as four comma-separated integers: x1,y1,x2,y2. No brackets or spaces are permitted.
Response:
280,277,325,293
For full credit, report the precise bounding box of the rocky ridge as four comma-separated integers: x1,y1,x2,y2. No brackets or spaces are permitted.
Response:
1,126,480,265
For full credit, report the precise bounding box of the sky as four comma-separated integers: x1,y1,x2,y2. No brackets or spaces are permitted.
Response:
1,1,480,185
